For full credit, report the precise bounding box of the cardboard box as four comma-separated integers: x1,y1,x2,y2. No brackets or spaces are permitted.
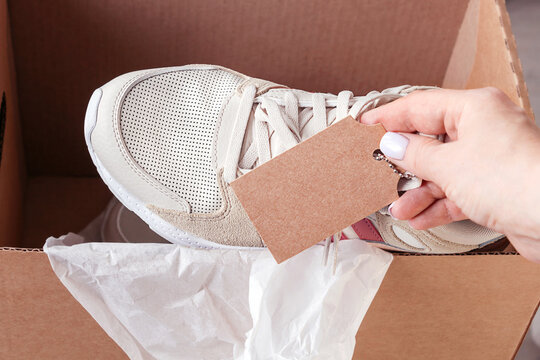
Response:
1,0,539,358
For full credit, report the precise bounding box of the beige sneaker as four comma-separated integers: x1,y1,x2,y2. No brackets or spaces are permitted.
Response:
85,64,504,253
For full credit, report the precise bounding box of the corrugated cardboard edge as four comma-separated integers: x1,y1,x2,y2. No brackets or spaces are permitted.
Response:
494,0,533,120
470,0,532,118
443,0,533,121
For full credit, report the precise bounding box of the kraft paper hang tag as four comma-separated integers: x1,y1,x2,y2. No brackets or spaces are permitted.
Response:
231,116,399,263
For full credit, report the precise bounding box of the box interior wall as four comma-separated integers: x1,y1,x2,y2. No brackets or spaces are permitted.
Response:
0,0,532,248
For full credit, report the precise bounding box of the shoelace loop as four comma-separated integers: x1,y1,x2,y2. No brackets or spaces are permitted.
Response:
223,85,418,183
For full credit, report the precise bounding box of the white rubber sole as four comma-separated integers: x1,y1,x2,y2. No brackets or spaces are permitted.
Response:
85,87,261,251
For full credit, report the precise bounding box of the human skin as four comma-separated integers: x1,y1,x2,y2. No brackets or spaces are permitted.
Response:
360,87,540,263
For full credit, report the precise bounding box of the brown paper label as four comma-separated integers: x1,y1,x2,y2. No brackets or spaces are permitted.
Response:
231,116,399,263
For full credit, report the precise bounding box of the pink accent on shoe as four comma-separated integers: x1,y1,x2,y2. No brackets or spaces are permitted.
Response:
351,219,384,242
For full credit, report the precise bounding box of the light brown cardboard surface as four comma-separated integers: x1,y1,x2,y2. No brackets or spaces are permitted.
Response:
354,255,540,359
0,0,24,247
232,118,399,263
0,249,127,360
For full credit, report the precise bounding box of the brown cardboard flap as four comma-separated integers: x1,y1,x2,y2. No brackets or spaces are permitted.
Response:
2,250,538,360
354,254,540,359
448,0,533,119
444,0,533,120
467,0,524,107
231,117,399,263
443,0,480,90
0,0,24,247
0,249,127,360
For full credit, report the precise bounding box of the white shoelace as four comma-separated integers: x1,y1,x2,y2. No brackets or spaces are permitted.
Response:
223,84,419,272
223,85,416,183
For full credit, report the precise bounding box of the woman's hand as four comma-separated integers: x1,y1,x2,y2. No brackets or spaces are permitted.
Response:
361,87,540,262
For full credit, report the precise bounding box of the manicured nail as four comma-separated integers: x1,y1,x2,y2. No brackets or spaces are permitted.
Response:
388,202,398,220
380,132,409,160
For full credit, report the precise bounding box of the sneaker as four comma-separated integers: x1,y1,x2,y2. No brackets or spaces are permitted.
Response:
84,64,505,253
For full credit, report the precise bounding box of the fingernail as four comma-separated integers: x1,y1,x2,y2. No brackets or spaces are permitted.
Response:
388,202,398,220
380,132,409,160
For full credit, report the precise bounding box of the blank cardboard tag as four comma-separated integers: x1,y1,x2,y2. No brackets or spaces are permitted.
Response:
231,116,399,263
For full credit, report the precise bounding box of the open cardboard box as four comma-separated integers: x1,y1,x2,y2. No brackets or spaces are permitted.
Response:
1,0,539,359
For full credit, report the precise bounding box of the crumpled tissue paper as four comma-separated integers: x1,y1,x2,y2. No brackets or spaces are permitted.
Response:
44,230,392,360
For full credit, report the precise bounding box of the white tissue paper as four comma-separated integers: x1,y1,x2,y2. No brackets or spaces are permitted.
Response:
44,226,392,360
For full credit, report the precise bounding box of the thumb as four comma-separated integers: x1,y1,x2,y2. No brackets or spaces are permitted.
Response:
379,132,446,184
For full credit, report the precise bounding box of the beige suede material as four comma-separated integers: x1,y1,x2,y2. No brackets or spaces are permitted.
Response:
148,170,264,247
374,212,477,253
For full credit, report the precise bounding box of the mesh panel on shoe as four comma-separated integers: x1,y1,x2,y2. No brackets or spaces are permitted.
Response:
120,69,242,213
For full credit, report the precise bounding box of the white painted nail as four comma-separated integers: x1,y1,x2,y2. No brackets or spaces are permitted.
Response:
388,202,398,220
380,132,409,160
